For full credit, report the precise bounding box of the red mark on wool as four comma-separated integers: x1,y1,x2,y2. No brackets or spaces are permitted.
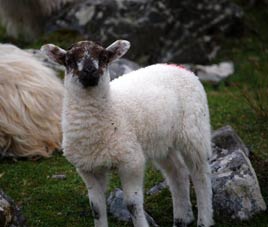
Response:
164,63,186,70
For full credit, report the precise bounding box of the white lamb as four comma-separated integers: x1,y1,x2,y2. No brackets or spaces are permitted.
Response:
0,44,64,158
41,40,214,227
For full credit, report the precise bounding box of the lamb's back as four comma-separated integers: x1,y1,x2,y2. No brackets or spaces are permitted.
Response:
110,64,208,157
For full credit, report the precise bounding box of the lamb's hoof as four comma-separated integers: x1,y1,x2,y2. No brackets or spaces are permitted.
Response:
198,224,215,227
174,218,188,227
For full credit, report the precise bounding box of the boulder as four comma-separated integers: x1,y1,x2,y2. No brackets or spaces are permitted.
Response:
107,188,159,226
210,125,266,219
210,144,266,219
109,58,140,80
0,189,26,227
184,61,234,84
47,0,243,64
146,126,266,220
212,125,250,156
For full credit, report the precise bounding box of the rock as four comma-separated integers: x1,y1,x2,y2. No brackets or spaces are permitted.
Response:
185,61,234,84
146,126,266,220
47,0,243,64
146,181,167,196
210,146,267,220
51,174,66,180
0,189,26,227
109,59,140,80
107,188,159,226
212,125,250,156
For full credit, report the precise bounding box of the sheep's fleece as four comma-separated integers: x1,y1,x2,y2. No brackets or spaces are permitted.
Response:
0,44,64,158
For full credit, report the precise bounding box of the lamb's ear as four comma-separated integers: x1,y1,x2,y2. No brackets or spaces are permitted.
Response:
106,40,130,63
41,44,66,65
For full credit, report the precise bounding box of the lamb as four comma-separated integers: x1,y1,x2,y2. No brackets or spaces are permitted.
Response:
0,0,72,40
0,44,64,158
41,40,214,227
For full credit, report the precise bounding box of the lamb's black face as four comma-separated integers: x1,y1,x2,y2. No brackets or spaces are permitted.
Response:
41,39,131,88
65,41,110,88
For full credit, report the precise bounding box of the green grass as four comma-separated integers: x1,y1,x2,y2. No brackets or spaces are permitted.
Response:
1,1,268,226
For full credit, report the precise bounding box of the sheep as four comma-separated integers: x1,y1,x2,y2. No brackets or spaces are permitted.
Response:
41,40,214,227
0,44,64,158
0,0,72,40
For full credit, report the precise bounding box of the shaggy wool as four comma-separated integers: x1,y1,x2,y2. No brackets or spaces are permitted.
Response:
0,44,64,158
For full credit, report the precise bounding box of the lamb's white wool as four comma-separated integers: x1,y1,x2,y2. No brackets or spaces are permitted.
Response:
0,0,72,39
0,44,64,158
42,40,214,227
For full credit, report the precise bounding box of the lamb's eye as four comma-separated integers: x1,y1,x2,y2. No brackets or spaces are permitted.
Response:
65,55,76,68
99,51,109,65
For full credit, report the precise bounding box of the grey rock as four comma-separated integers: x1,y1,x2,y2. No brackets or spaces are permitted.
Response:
51,174,67,180
107,188,159,226
212,125,250,156
109,59,140,80
210,146,267,220
0,189,26,227
146,126,266,220
47,0,243,64
146,181,167,196
185,61,234,84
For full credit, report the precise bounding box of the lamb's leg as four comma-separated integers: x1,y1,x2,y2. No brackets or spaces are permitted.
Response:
77,168,108,227
118,162,149,227
179,109,214,227
189,162,213,227
154,152,194,227
181,152,214,227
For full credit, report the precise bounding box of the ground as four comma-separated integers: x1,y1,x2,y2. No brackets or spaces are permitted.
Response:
0,1,268,226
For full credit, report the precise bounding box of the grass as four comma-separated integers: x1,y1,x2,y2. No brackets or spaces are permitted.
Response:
1,1,268,226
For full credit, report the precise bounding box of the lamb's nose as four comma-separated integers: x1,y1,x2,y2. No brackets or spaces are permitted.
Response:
78,69,99,88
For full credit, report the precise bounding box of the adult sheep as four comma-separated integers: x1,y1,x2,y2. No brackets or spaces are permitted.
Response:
41,40,214,227
0,0,72,40
0,44,63,158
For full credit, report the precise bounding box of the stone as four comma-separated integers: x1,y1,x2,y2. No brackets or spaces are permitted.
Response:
146,126,266,220
51,174,67,180
0,189,26,227
210,146,267,220
185,61,234,84
107,188,159,226
47,0,243,64
212,125,250,156
109,58,140,80
146,181,167,196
